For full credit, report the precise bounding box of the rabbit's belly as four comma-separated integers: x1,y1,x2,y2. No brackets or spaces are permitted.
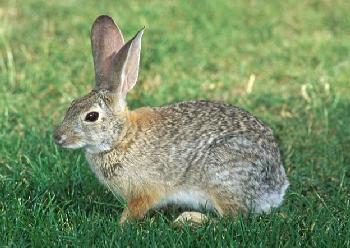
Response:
155,188,214,210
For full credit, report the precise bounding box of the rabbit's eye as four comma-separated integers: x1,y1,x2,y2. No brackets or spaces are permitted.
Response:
85,111,99,122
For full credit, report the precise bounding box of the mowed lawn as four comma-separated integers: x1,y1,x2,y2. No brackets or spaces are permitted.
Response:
1,0,350,246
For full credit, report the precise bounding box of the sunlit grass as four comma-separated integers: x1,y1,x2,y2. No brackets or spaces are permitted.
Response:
1,0,350,246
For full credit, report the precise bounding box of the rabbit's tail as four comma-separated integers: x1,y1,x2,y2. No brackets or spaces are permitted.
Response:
253,168,289,213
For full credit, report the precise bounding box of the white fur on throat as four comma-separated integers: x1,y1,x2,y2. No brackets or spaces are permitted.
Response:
85,143,112,154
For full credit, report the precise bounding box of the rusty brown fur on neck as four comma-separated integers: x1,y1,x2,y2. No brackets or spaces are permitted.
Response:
127,107,162,127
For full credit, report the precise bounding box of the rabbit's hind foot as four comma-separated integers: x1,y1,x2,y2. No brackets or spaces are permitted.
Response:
173,211,208,226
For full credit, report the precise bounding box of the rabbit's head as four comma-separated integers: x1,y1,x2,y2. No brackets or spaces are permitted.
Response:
54,15,143,153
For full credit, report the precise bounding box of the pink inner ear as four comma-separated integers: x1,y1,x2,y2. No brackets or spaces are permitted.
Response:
107,28,144,101
118,29,144,97
91,15,124,89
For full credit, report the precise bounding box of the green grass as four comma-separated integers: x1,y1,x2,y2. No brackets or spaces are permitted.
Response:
1,0,350,246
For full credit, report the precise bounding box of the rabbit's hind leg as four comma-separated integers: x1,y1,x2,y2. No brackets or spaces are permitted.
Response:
209,189,249,218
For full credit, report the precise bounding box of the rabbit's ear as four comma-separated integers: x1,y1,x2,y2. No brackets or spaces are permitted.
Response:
109,28,144,108
91,15,124,89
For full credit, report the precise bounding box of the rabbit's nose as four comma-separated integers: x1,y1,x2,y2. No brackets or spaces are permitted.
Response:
53,131,66,145
53,132,62,144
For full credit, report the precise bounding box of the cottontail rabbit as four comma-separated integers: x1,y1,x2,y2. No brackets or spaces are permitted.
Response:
54,15,289,224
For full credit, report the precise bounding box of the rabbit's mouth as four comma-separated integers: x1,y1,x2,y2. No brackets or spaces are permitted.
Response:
54,132,85,149
61,141,85,149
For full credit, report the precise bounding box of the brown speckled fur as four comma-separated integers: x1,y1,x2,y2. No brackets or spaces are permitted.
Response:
54,15,289,224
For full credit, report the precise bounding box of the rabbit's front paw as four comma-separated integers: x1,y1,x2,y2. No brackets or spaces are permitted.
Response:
119,195,157,224
119,209,132,224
